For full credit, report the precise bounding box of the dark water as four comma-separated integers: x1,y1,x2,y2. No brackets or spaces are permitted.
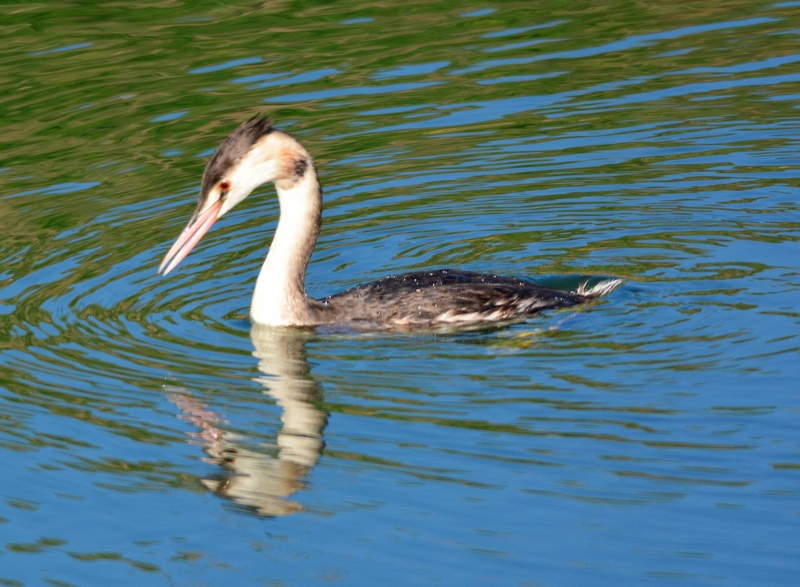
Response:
1,1,799,585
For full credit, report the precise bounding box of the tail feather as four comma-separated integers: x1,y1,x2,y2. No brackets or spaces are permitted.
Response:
574,278,623,299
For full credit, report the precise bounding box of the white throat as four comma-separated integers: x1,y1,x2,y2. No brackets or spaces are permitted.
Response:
250,169,321,326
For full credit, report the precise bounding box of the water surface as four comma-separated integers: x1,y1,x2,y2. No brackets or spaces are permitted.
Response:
1,1,799,585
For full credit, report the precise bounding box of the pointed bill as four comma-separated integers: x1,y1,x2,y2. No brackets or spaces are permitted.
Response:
159,199,223,275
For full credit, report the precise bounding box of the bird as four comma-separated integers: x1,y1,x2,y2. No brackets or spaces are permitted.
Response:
159,115,621,329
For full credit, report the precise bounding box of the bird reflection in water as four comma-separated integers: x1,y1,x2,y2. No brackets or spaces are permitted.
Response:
169,326,327,516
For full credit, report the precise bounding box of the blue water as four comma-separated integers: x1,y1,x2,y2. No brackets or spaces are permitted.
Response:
1,2,799,585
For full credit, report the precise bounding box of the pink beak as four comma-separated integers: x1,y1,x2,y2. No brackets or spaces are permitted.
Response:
158,199,223,275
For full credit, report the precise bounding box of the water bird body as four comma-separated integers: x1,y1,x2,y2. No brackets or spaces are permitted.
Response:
159,116,621,329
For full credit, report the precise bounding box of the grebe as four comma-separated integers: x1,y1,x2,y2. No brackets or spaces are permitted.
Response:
159,116,621,329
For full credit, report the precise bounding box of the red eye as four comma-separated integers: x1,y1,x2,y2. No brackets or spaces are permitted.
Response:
220,180,231,191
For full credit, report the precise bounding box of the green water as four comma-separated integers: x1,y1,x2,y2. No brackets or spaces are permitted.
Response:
1,1,799,585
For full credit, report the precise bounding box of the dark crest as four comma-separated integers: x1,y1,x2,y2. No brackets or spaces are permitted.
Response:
201,115,274,195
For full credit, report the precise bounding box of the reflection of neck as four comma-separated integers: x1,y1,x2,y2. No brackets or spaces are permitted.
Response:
251,170,322,326
171,326,327,517
252,325,326,469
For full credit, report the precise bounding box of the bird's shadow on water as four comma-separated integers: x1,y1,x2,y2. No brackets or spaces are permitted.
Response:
167,325,327,517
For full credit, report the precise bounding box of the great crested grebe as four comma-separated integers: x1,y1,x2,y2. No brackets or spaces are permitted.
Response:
159,116,621,329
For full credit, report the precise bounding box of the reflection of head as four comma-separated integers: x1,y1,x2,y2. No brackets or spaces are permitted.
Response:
200,440,307,517
171,326,327,517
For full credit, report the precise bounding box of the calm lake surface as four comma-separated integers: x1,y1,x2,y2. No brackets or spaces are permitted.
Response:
1,1,799,585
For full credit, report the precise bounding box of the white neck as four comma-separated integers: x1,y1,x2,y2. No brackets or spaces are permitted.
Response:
251,169,321,326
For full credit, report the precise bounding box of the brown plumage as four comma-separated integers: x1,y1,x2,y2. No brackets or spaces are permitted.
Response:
201,116,274,196
316,270,588,328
